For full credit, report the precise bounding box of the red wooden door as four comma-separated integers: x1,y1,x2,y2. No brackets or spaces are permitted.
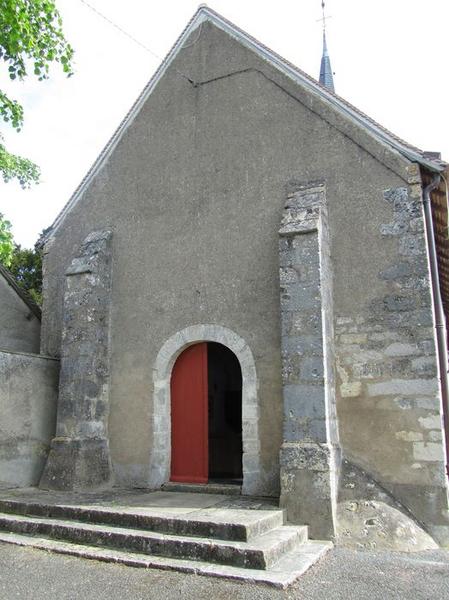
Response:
170,343,208,483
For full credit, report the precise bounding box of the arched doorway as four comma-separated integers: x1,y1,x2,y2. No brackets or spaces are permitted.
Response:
151,324,262,495
170,342,243,484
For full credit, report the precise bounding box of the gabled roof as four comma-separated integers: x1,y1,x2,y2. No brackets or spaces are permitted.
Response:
0,263,41,320
41,5,446,243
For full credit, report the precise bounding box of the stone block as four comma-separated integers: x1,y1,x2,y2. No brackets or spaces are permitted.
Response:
383,294,416,312
299,356,324,381
280,442,332,471
351,362,384,379
281,283,321,312
380,221,408,236
282,335,323,357
306,418,328,441
40,437,113,491
283,417,327,444
280,460,336,539
336,317,352,326
399,235,426,257
339,333,368,345
283,384,325,419
340,382,362,398
383,186,408,204
418,414,443,430
411,356,438,373
367,379,437,397
341,349,383,365
379,262,413,280
395,431,423,442
279,266,299,285
413,442,445,462
384,343,419,357
416,397,440,410
409,217,424,233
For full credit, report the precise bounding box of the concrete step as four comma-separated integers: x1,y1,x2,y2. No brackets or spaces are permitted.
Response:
0,497,284,542
0,530,332,588
0,512,308,570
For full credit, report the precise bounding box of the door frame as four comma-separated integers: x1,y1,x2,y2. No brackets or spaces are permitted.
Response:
150,324,263,495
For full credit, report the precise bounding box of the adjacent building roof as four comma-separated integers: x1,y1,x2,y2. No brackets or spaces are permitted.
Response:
0,263,41,320
41,5,447,243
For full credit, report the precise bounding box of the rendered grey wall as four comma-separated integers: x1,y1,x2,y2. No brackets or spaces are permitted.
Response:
0,275,40,354
0,351,59,487
40,22,441,505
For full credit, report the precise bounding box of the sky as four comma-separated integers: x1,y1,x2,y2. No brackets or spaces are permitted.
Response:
1,0,449,247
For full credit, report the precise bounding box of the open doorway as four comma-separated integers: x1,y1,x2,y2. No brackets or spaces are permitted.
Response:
208,342,243,483
170,342,243,484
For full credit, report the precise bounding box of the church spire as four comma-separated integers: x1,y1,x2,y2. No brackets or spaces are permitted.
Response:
318,1,335,92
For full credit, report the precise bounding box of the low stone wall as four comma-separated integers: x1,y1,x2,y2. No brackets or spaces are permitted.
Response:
0,350,59,487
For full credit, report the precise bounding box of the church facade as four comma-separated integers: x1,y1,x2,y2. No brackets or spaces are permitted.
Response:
2,7,449,547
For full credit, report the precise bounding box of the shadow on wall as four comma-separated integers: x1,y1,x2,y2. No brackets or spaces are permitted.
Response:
337,458,438,551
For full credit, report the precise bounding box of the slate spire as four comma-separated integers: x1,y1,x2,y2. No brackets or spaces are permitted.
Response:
318,2,335,92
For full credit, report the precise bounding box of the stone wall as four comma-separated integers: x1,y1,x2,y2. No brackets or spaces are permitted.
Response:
336,186,449,544
0,350,59,487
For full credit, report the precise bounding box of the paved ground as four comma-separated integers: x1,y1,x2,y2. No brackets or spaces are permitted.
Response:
0,486,280,519
0,542,448,599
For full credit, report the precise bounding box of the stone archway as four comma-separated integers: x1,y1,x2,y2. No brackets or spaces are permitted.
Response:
149,324,262,495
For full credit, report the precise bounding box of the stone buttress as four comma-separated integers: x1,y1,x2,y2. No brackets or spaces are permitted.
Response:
40,230,114,491
278,182,340,539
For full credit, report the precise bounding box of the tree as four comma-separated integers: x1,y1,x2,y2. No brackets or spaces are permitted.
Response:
0,213,14,265
8,241,42,304
0,212,43,304
0,0,73,186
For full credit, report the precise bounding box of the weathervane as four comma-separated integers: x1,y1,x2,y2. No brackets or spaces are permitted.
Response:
317,1,332,32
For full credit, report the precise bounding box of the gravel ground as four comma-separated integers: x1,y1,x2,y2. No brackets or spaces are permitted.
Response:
0,542,448,599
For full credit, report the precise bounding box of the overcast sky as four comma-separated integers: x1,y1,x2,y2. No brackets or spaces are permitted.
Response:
1,0,448,247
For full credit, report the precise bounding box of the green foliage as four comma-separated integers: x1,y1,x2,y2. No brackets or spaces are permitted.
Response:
0,0,73,186
0,213,43,304
9,242,42,304
0,135,40,186
0,212,14,266
0,90,23,129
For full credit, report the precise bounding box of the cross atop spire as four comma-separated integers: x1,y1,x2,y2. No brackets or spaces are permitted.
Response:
318,1,335,92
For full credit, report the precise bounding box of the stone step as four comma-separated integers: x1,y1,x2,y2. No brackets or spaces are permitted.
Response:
0,530,332,588
0,497,284,542
162,482,241,496
0,512,308,570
